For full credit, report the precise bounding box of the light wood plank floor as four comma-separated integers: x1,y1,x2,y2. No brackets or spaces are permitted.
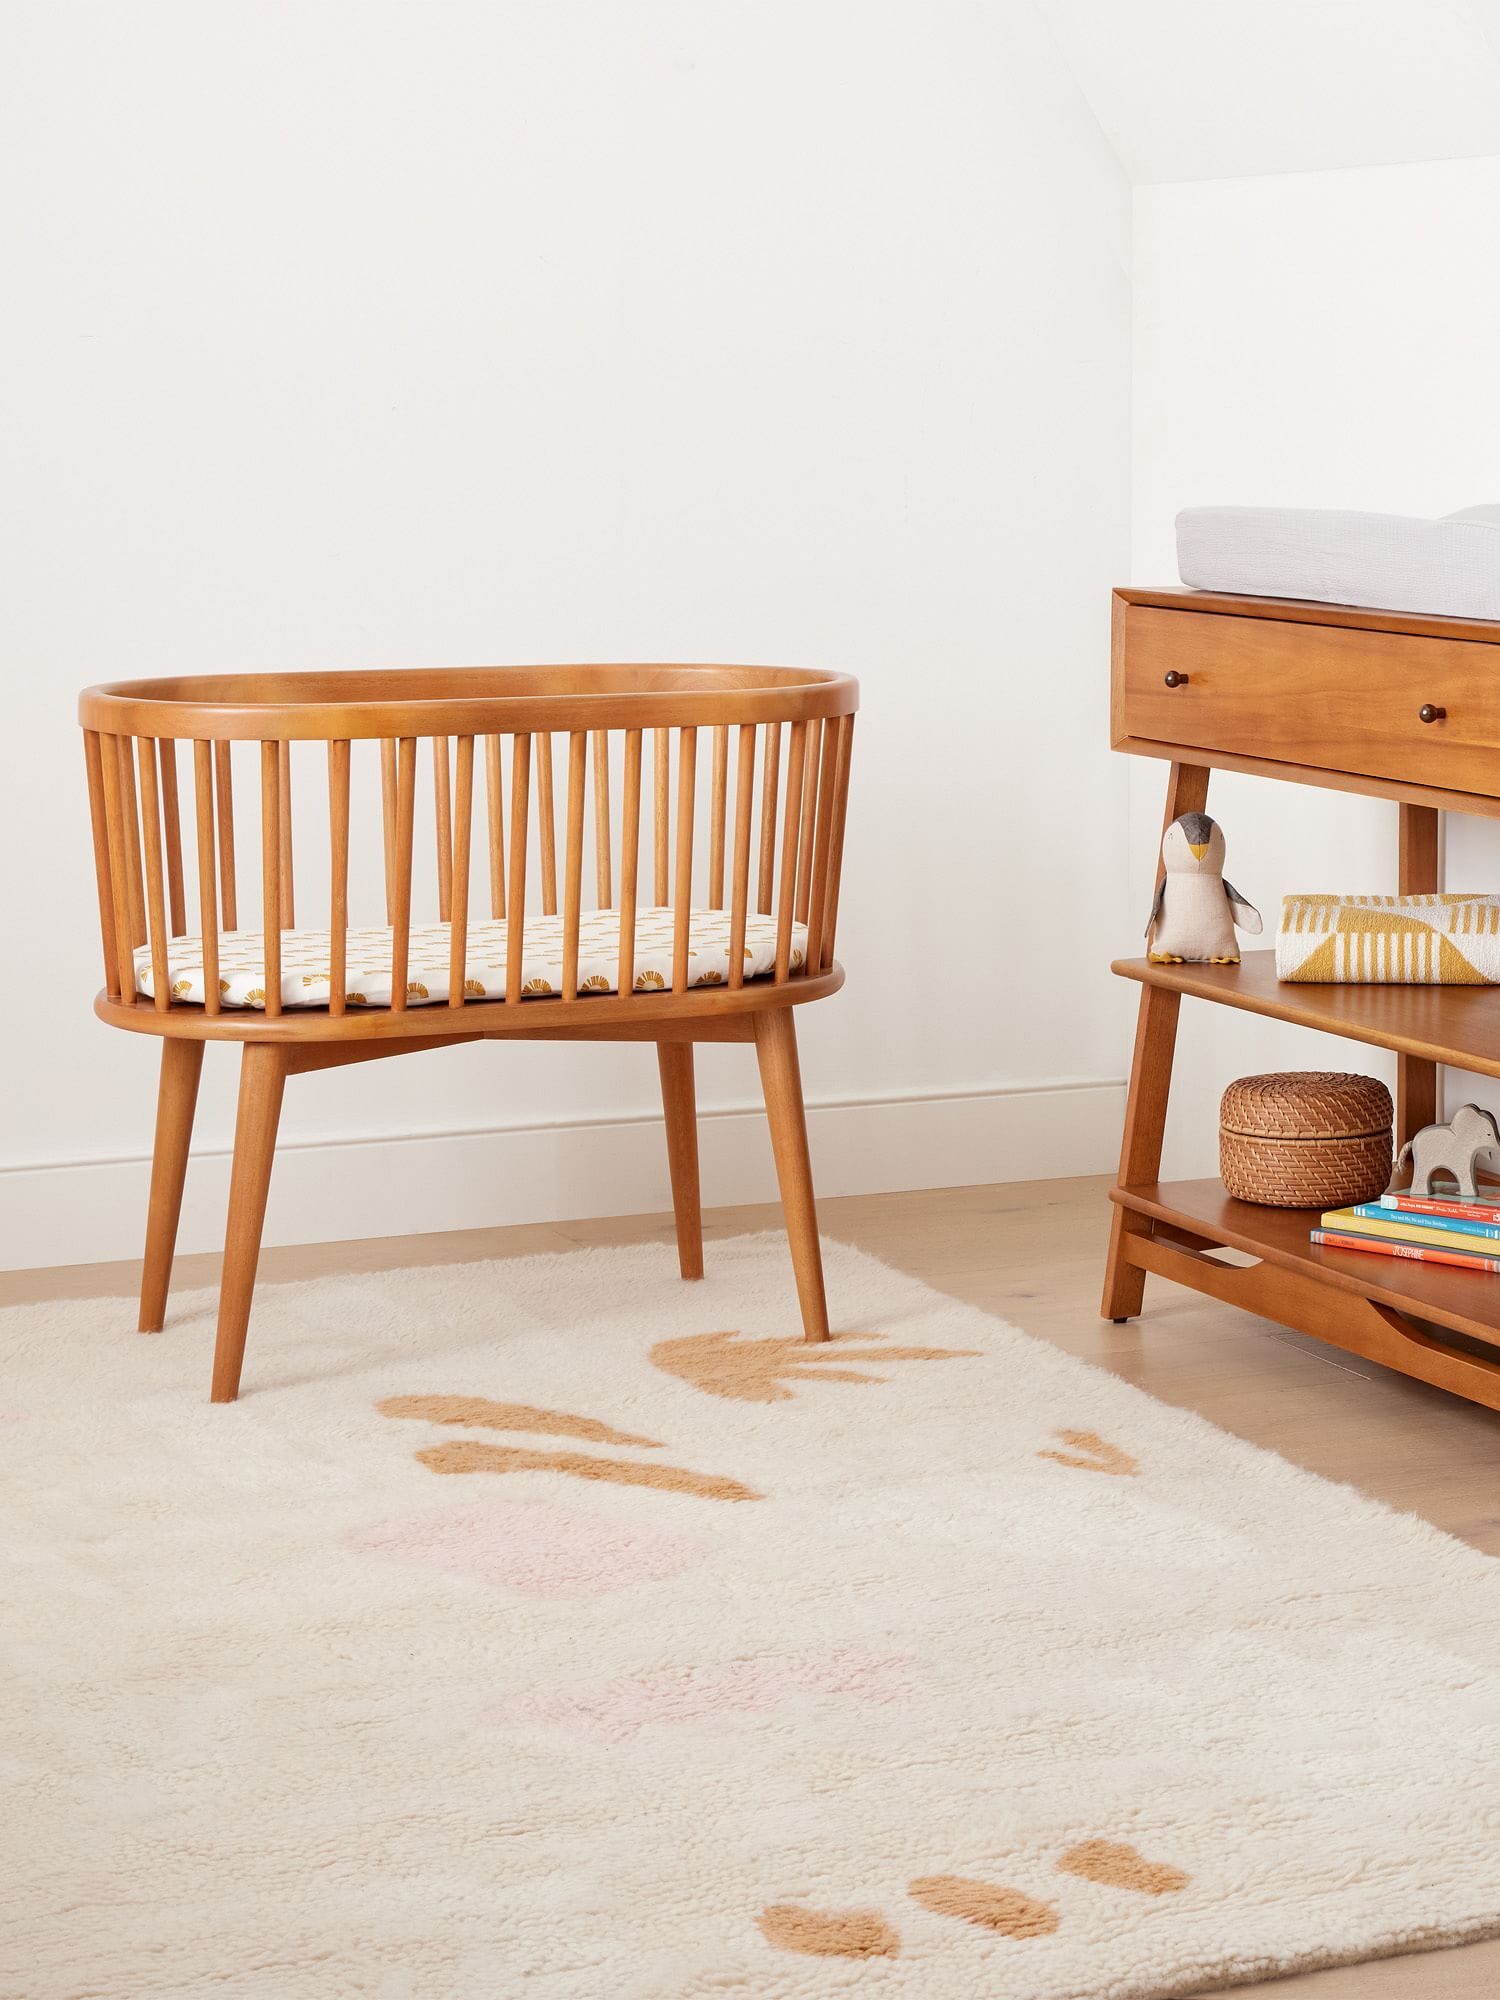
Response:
6,1173,1497,1998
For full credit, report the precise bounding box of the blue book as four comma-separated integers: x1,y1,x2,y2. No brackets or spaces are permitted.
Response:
1354,1201,1500,1241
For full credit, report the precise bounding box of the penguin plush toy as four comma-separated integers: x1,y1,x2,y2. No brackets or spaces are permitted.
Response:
1146,813,1262,964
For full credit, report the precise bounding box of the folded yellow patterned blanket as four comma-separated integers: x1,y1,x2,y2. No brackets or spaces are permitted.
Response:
1278,894,1500,983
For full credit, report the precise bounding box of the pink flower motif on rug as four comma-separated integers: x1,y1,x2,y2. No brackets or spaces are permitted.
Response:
486,1647,917,1743
346,1498,709,1598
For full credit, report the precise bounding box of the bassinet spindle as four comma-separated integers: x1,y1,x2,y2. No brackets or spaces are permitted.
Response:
78,664,858,1401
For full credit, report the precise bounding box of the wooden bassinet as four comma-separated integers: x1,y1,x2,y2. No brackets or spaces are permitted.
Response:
79,662,857,1400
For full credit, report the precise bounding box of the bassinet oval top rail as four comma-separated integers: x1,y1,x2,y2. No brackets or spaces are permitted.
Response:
78,662,858,1401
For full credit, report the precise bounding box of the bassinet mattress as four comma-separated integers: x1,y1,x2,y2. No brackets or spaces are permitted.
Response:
1278,894,1500,984
132,908,809,1010
1176,504,1500,621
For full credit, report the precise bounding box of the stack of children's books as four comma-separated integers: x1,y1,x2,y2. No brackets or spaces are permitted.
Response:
1311,1190,1500,1271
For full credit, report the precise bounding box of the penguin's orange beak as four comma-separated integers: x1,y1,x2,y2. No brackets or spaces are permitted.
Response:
1188,842,1208,861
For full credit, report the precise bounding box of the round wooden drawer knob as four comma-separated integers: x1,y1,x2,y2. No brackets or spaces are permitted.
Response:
1419,703,1446,723
1163,671,1189,688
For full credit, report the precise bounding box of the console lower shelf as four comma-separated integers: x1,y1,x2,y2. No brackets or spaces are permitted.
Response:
1111,1178,1500,1410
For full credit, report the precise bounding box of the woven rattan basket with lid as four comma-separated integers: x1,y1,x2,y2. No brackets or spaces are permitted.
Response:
1220,1071,1394,1209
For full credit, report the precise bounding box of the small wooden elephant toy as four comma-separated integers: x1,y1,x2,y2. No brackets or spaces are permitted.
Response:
1392,1103,1500,1202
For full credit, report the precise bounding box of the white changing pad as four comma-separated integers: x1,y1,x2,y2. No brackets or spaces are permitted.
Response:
1176,505,1500,622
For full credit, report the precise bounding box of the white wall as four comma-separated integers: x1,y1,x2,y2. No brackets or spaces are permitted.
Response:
1131,157,1500,1178
0,1,1132,1267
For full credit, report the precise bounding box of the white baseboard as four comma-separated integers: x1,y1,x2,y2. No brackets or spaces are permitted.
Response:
0,1079,1125,1272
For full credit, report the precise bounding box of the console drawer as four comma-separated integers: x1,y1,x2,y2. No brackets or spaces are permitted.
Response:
1116,604,1500,797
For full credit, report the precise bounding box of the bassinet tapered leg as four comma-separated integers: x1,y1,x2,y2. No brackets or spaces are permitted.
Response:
211,1043,290,1403
657,1042,704,1280
753,1010,829,1342
138,1039,205,1333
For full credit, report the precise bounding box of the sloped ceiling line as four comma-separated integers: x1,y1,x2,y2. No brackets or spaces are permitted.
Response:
1035,0,1500,184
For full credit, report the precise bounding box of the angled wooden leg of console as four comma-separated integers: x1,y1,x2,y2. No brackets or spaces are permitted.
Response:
1101,760,1209,1322
1396,801,1440,1144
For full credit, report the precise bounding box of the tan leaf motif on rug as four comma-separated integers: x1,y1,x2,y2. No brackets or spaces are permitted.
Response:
650,1327,978,1404
909,1875,1061,1938
757,1903,900,1958
1037,1429,1139,1476
414,1438,761,1502
378,1392,660,1450
1057,1841,1189,1896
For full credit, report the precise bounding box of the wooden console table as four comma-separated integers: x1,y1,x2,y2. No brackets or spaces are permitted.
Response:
1103,585,1500,1413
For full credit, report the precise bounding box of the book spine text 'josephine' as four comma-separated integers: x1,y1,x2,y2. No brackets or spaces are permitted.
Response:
1311,1229,1500,1273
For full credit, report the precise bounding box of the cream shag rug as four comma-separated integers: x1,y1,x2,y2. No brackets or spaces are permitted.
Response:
7,1236,1500,1999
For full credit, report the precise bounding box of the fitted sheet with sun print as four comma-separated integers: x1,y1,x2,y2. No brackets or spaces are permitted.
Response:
133,907,809,1009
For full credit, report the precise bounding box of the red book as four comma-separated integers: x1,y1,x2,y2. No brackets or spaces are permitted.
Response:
1380,1192,1500,1225
1311,1228,1500,1273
